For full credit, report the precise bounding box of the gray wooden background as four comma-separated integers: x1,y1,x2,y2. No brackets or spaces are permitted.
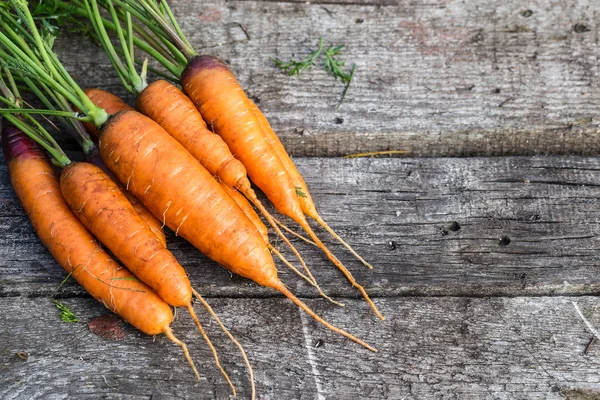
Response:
2,0,600,399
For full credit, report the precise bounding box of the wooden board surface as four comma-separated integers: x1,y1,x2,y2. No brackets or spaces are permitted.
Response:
56,0,600,157
3,0,600,398
3,156,600,300
2,296,600,399
2,156,600,398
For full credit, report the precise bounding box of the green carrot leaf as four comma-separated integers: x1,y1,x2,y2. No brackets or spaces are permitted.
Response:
295,186,307,198
52,299,80,323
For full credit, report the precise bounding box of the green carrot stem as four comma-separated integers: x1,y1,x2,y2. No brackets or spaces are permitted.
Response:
84,0,134,93
0,30,89,115
105,0,146,92
136,0,197,61
111,0,190,66
0,107,92,121
160,0,195,53
22,76,95,154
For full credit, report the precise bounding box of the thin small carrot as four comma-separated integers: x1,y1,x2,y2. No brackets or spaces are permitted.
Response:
181,56,383,319
99,109,374,351
1,123,199,379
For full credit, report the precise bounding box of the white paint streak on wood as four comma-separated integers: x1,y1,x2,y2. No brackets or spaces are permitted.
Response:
572,300,600,340
299,310,326,400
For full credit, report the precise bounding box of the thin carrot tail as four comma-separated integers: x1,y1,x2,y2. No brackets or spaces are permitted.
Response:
163,326,201,381
185,304,236,397
297,218,384,320
269,245,345,307
272,216,316,246
192,289,256,400
312,214,374,270
241,186,316,284
269,280,376,352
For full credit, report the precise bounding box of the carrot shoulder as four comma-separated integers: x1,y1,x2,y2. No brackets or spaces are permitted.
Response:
82,88,133,137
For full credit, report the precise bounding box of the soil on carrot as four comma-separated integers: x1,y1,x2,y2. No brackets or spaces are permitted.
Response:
88,315,126,341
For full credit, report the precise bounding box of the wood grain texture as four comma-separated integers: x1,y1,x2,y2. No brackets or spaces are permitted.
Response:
3,156,600,300
55,0,600,156
2,296,600,399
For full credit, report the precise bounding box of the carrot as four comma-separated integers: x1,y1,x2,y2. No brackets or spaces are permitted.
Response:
180,56,383,319
1,123,199,379
98,109,375,352
73,0,381,317
135,80,316,290
79,89,166,248
247,98,375,269
1,0,374,354
60,160,238,394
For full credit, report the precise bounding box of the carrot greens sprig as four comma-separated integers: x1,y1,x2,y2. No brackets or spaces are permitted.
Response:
272,37,357,108
0,0,108,128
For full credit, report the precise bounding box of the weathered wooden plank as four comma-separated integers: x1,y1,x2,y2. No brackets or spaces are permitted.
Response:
2,296,600,399
3,156,600,301
56,0,600,156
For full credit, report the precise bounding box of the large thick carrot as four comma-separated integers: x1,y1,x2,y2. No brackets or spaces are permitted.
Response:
181,56,383,319
135,80,315,288
1,123,199,379
98,109,375,352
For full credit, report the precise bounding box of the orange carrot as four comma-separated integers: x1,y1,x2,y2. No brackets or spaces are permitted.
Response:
77,88,166,247
60,160,238,394
181,56,382,319
135,80,312,283
98,110,375,352
2,123,199,379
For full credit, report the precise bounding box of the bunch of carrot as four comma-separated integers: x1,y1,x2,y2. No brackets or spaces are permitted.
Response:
0,0,381,396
